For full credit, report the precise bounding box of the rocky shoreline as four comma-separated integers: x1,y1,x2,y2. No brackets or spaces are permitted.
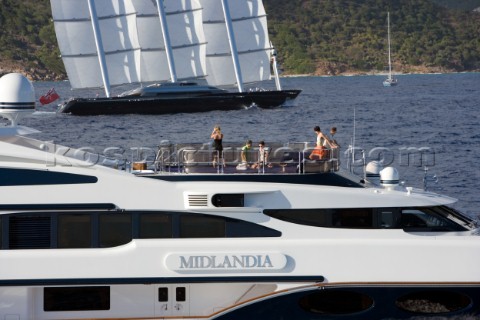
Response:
0,60,65,82
0,60,478,82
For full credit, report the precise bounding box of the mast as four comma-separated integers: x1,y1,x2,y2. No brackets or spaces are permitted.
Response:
155,0,177,82
220,0,244,92
87,0,111,97
270,42,282,90
387,12,392,81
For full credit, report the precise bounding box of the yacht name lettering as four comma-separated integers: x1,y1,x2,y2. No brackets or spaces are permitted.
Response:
180,255,273,269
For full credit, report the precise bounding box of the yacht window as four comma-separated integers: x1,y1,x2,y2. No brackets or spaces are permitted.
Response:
396,290,471,314
264,208,374,229
0,168,98,186
158,287,168,302
99,214,132,247
9,215,51,249
58,214,92,248
180,215,225,238
139,213,172,238
378,209,399,228
333,209,372,228
44,286,110,311
299,290,374,314
227,219,281,237
401,208,466,231
1,210,281,250
212,194,244,207
176,287,186,302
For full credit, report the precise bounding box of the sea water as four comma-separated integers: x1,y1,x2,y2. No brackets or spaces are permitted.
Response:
17,72,480,218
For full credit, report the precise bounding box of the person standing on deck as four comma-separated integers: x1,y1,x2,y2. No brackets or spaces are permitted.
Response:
210,125,224,167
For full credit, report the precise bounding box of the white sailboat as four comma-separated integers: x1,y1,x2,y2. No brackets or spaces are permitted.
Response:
383,12,398,87
200,0,273,91
50,0,210,93
50,0,300,115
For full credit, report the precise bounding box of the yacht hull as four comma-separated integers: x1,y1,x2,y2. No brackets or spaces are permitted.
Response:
0,282,478,319
57,90,302,115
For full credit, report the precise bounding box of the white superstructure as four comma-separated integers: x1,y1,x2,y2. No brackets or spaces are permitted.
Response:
0,74,478,319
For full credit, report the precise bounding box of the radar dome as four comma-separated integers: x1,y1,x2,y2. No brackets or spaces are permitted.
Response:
365,161,382,181
0,73,35,126
380,167,400,187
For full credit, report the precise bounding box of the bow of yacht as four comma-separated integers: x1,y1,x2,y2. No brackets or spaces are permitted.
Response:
0,73,479,319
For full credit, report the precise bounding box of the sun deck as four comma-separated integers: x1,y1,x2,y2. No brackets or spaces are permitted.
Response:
132,141,341,175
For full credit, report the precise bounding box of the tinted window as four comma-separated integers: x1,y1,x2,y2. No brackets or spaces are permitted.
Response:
99,214,132,247
44,286,110,311
212,194,244,207
139,213,172,238
227,218,281,237
180,214,225,238
299,290,373,314
396,290,471,314
265,206,467,231
0,168,97,186
401,208,466,231
58,214,92,248
264,208,374,229
332,208,372,228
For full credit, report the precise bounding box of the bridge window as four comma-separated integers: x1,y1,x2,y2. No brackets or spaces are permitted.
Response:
401,208,466,231
265,206,469,231
264,208,374,229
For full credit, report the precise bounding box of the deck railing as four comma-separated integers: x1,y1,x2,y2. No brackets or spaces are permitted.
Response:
138,142,341,175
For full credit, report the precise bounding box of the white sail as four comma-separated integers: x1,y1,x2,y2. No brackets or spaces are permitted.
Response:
200,0,272,88
51,0,140,90
131,0,207,83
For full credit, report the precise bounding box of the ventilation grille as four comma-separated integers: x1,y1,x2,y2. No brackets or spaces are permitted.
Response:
9,216,51,249
187,194,209,207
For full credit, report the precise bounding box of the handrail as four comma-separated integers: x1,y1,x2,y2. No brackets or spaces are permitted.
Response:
128,142,340,174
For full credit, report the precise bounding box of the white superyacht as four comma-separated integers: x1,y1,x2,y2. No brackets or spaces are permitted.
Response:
0,73,479,319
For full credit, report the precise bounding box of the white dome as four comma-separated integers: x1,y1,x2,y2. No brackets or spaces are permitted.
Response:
0,73,35,126
380,167,400,186
0,73,35,102
366,161,383,177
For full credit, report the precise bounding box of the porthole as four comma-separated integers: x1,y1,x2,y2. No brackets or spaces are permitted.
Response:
396,290,472,314
299,290,374,315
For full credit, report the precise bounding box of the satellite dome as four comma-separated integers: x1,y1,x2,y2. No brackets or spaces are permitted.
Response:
365,161,383,185
380,167,400,187
0,73,35,126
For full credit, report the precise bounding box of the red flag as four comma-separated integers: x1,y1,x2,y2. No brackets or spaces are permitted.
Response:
39,88,60,105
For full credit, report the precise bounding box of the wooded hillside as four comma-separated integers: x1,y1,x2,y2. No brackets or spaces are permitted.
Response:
264,0,480,75
0,0,479,80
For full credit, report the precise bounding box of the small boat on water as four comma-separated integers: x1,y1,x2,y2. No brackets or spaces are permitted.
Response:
0,73,479,319
52,0,301,115
383,12,398,87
